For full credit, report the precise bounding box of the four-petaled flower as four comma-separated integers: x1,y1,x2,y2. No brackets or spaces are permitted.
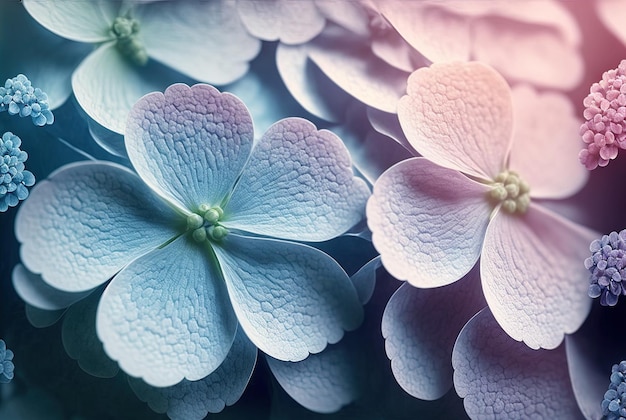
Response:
15,83,369,387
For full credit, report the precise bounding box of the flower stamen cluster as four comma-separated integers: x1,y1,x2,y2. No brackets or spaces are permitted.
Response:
187,204,229,243
586,230,626,306
0,74,54,126
488,170,530,214
602,361,626,419
0,132,35,212
0,339,14,384
579,60,626,170
111,15,148,66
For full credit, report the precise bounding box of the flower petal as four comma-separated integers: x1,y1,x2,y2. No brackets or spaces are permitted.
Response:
452,308,583,419
382,269,485,400
351,256,381,305
597,0,626,46
398,61,513,179
237,0,325,45
15,161,179,292
125,83,254,213
23,0,117,43
25,305,65,328
481,204,597,350
213,234,363,362
508,85,587,199
138,0,260,85
223,117,370,241
129,328,257,419
12,264,90,311
97,236,238,387
367,157,492,287
565,334,606,420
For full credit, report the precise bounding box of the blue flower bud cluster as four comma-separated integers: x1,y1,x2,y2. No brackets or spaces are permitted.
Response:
603,361,626,419
0,74,54,126
0,132,35,212
0,339,14,384
586,230,626,306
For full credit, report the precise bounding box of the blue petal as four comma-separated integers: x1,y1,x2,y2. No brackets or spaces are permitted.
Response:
129,328,257,419
15,161,180,292
350,256,381,305
223,118,370,242
213,234,363,362
125,83,254,213
97,235,238,387
24,304,66,328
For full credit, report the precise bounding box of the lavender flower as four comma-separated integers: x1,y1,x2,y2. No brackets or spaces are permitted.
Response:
586,230,626,306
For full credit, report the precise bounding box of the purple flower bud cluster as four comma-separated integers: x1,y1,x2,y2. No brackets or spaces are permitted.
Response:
586,230,626,306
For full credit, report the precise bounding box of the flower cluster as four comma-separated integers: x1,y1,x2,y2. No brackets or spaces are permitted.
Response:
0,74,54,126
0,132,35,212
0,339,14,384
603,361,626,419
586,230,626,306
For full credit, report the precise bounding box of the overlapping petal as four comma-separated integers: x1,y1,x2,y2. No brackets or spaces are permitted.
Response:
597,0,626,46
398,61,513,180
481,204,597,350
213,234,363,362
452,308,583,419
367,158,492,287
382,269,485,400
15,162,179,292
137,0,260,85
125,83,254,212
223,118,369,242
565,335,607,420
97,236,238,387
129,328,257,420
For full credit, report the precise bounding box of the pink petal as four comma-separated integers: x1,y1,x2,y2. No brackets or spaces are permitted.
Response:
596,0,626,48
452,308,583,419
367,157,492,288
481,204,598,350
508,85,588,199
398,61,513,180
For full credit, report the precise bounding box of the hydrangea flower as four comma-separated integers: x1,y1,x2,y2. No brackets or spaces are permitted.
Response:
0,339,14,383
22,0,261,134
586,230,626,306
15,83,369,387
602,361,626,419
579,60,626,170
0,74,54,126
368,61,595,352
0,132,35,212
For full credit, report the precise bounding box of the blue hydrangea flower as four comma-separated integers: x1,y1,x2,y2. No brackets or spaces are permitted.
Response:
0,132,35,212
0,74,54,126
15,83,369,387
602,361,626,419
586,230,626,306
0,339,15,384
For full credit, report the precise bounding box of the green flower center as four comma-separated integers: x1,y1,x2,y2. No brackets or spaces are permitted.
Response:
488,170,530,214
187,205,228,243
111,16,148,66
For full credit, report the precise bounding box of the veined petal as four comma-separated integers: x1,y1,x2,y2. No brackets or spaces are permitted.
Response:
223,118,370,242
398,62,513,180
12,264,91,311
509,85,587,199
129,328,257,419
213,234,363,362
138,0,260,85
23,0,117,43
367,158,492,287
452,308,583,420
382,269,485,400
481,204,597,350
15,162,179,292
125,83,254,213
97,236,238,387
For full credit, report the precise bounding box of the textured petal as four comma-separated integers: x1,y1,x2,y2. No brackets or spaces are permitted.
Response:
125,83,254,213
266,336,364,413
129,328,257,419
97,236,238,387
15,162,179,292
223,118,370,242
481,204,597,350
382,269,486,400
508,85,587,199
367,158,492,287
237,0,325,45
23,0,117,43
213,234,363,362
315,0,369,36
398,61,513,180
12,264,90,311
452,308,583,420
62,290,119,378
597,0,626,46
138,0,260,85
